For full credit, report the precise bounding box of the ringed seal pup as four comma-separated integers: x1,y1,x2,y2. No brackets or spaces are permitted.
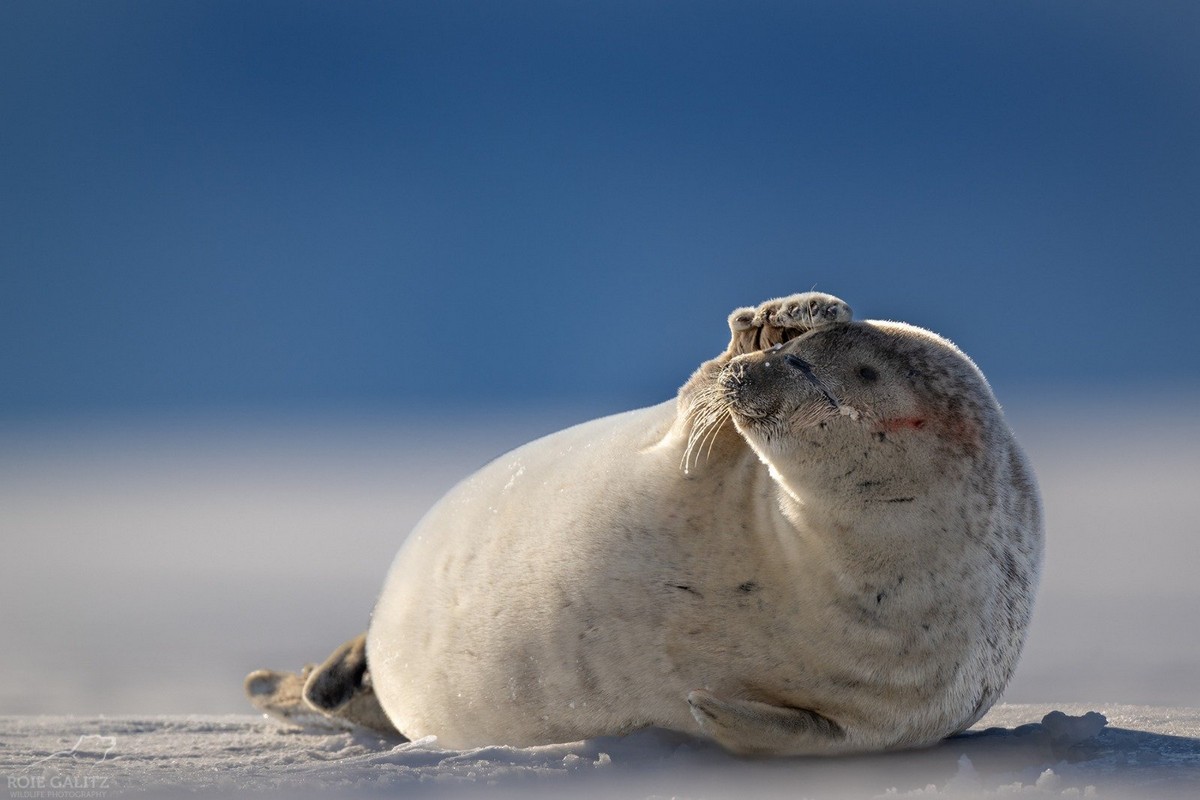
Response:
246,291,1043,756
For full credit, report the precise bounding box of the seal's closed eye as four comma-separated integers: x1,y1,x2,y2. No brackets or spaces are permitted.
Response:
784,353,814,371
784,354,839,409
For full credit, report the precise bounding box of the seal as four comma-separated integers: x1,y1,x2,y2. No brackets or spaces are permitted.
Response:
245,291,1043,756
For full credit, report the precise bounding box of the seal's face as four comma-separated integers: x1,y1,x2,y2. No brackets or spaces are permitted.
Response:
718,321,995,503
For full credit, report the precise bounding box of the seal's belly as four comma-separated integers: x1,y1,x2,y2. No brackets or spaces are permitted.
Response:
366,402,695,746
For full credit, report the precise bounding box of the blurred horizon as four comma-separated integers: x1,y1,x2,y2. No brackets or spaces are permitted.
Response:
3,1,1199,422
4,399,1200,714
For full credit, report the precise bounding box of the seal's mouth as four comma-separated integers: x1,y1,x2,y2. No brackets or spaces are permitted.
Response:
784,354,840,410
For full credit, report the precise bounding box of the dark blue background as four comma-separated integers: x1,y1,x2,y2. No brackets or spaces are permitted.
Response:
3,1,1197,419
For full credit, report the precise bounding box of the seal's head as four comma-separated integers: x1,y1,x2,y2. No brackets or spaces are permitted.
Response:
718,320,1003,506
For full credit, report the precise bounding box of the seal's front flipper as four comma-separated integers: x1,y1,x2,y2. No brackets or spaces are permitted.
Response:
678,291,853,420
726,292,853,356
303,633,403,738
687,689,845,756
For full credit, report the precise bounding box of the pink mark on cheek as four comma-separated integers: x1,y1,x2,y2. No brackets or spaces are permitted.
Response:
878,417,927,433
877,412,981,454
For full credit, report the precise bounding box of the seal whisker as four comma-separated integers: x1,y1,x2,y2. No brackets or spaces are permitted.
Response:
700,410,731,463
681,385,730,473
683,408,717,472
696,410,729,465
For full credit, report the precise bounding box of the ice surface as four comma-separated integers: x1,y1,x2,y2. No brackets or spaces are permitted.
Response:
1,706,1198,798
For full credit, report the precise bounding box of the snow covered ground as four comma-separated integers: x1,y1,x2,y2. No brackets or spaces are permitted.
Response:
2,706,1197,798
2,394,1199,796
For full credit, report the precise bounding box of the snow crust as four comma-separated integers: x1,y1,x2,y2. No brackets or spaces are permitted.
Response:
3,705,1198,799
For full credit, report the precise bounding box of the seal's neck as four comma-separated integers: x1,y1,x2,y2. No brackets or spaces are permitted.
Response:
774,481,985,576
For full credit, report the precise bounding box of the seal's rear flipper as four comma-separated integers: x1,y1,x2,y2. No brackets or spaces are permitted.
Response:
303,634,403,738
245,634,403,739
245,665,345,731
687,689,845,756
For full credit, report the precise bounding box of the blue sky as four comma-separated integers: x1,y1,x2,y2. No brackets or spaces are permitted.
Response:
2,1,1197,419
